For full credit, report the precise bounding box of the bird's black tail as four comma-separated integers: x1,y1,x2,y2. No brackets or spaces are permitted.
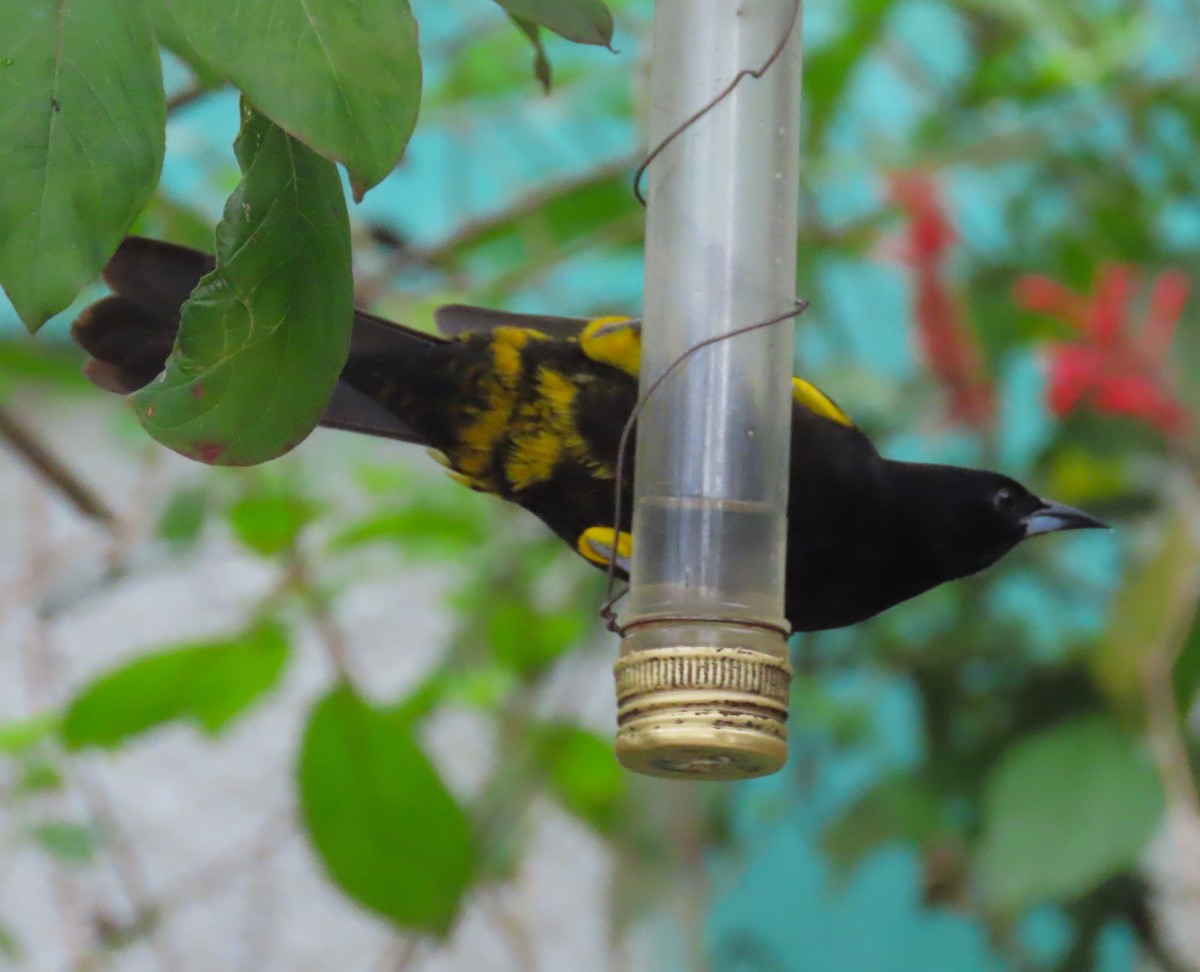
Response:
71,236,439,445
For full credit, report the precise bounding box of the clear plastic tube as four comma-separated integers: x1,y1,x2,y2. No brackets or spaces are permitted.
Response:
625,0,801,651
612,0,801,779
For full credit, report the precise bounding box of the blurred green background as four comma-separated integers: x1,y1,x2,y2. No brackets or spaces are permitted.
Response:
2,0,1200,969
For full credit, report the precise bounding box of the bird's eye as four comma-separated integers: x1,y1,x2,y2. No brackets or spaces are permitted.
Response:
993,487,1015,512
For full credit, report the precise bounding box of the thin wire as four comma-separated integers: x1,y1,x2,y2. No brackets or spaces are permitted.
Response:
631,0,802,207
600,300,810,633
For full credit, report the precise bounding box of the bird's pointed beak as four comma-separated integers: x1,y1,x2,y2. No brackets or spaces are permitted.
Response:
1024,499,1109,537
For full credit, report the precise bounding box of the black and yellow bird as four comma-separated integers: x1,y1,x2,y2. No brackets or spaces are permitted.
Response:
72,237,1106,631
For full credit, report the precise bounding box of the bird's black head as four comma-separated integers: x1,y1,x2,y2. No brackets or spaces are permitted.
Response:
888,463,1109,584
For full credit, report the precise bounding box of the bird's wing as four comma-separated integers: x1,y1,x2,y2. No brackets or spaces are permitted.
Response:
573,314,860,432
436,304,858,429
433,304,594,340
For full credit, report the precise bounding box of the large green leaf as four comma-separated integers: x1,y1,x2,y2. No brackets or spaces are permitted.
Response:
61,620,290,748
490,0,614,47
169,0,421,197
130,102,352,466
298,685,474,935
977,716,1163,913
0,1,164,329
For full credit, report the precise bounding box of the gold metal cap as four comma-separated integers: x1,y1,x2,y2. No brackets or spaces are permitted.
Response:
613,646,792,780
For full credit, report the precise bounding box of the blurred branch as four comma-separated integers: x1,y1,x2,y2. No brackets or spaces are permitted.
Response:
166,83,221,114
421,154,639,265
288,547,357,683
355,154,641,307
480,886,539,972
374,936,427,972
0,405,116,528
17,484,181,971
479,211,643,303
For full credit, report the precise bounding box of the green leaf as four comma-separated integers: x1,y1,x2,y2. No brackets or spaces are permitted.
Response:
227,490,318,557
62,620,290,749
977,716,1163,913
442,666,517,712
1094,504,1200,720
130,102,352,466
0,713,58,754
169,0,421,197
143,0,223,88
157,486,209,553
330,494,489,559
30,821,99,865
488,601,585,677
803,0,894,149
1173,605,1200,715
534,723,626,834
0,0,165,329
0,919,20,960
298,685,474,935
0,339,93,393
509,16,552,93
823,774,944,875
17,759,64,795
491,0,614,48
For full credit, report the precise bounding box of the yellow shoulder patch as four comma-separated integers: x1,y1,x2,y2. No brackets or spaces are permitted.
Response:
580,316,640,376
577,526,632,570
792,377,854,428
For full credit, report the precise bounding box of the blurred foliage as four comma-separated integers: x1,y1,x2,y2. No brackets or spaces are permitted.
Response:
61,619,291,747
1,0,1200,969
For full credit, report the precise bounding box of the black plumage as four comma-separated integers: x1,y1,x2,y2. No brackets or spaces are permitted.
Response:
71,237,1106,631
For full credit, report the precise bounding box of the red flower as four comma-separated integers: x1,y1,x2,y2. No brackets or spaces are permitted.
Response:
1013,265,1192,437
888,172,994,429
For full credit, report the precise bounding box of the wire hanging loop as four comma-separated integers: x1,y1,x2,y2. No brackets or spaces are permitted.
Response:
631,0,802,207
599,299,811,634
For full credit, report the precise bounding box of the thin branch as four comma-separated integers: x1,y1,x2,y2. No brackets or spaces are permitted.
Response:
0,404,116,528
18,482,180,970
288,547,357,683
166,83,220,114
354,154,641,307
480,886,540,972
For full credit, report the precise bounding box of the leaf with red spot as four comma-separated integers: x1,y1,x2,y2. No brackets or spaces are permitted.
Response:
130,101,352,466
